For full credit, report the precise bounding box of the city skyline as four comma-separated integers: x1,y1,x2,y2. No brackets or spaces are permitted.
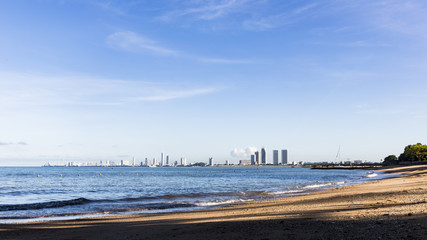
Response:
1,1,427,166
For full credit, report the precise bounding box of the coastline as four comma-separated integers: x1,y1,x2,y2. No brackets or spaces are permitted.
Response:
1,165,427,239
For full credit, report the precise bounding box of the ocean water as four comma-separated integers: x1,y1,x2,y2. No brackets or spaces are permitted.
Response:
0,166,388,223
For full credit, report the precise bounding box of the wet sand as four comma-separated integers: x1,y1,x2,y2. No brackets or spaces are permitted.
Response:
1,165,427,239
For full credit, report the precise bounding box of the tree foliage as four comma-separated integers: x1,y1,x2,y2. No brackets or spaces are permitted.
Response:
383,155,398,165
398,143,427,162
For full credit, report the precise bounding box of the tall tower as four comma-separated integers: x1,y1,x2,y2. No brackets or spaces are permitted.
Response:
160,152,164,166
166,155,169,166
132,156,136,166
281,149,288,165
273,150,279,165
251,154,255,165
209,157,214,166
261,148,267,164
181,157,187,166
255,151,260,165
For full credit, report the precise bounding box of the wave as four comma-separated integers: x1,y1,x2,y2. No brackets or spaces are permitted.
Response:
266,189,305,195
193,199,253,207
366,173,378,178
110,191,243,203
0,198,91,211
302,181,347,189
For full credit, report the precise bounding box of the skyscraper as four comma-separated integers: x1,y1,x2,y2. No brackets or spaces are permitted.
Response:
250,154,255,165
273,150,279,165
209,157,214,166
166,155,169,166
132,156,136,166
261,148,267,164
180,157,187,166
281,149,288,165
160,152,164,166
255,151,260,165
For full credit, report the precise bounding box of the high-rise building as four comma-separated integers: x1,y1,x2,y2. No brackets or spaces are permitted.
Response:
261,148,267,164
180,157,187,166
166,155,169,166
132,156,136,166
255,151,260,165
209,157,214,166
250,154,256,165
160,152,164,166
273,150,279,165
281,149,288,165
145,158,148,166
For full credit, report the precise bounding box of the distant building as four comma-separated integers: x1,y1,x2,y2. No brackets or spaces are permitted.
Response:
121,160,130,166
261,148,267,164
281,149,288,165
273,150,279,165
251,154,256,165
209,157,214,166
239,160,251,165
180,157,187,166
255,151,260,165
225,160,230,165
160,153,164,166
166,155,169,166
132,156,136,166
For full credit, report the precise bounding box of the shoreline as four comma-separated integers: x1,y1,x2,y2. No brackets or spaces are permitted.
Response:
0,167,387,224
1,165,427,239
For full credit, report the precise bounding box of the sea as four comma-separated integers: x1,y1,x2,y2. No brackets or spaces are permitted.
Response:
0,166,389,224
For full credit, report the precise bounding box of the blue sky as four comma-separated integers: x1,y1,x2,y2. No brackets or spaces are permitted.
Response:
1,0,427,166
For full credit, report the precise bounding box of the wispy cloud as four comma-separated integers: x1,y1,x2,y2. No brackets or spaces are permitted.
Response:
312,40,391,48
128,88,217,102
0,72,218,108
367,0,427,37
106,31,178,56
243,3,318,30
90,1,126,16
0,141,28,146
159,0,249,21
198,57,258,64
106,30,258,64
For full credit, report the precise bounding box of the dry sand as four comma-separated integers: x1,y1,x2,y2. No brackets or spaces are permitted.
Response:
1,165,427,240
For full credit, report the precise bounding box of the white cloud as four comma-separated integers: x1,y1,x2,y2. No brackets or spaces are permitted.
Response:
129,88,217,101
106,31,178,56
0,72,218,107
230,146,258,158
243,3,318,31
159,0,249,21
0,141,28,146
106,31,256,65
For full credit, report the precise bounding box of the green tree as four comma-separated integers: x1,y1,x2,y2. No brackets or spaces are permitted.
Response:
398,143,427,162
383,155,398,165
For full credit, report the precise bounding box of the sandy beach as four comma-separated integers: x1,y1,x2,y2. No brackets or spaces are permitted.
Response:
1,165,427,240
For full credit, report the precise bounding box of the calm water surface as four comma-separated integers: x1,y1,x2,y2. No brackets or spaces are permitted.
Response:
0,166,388,223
